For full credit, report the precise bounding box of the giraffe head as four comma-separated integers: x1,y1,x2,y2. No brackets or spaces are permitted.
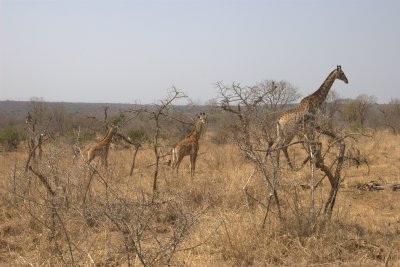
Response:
335,65,348,84
197,112,207,124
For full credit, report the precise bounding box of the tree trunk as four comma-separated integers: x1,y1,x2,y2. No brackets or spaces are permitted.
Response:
129,145,140,177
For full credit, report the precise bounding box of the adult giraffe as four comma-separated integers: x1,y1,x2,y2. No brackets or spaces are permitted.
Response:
276,65,348,169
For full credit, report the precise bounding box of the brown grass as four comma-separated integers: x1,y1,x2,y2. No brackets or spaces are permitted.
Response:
0,130,399,266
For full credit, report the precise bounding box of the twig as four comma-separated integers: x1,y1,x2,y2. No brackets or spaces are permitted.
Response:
24,135,50,172
53,204,75,264
28,166,55,196
384,244,394,267
253,140,305,153
178,221,224,252
242,169,257,225
261,193,274,229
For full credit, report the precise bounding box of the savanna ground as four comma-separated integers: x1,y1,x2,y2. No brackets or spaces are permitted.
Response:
0,128,399,266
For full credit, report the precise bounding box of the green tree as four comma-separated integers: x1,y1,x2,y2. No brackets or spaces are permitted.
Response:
0,126,25,151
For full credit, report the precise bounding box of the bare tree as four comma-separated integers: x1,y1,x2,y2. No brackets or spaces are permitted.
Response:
152,88,187,192
218,81,262,153
322,89,341,118
379,98,400,134
217,81,283,222
115,129,148,177
255,80,301,112
24,98,53,172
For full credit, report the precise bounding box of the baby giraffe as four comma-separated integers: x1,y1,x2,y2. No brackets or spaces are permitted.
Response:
84,124,118,167
170,113,207,177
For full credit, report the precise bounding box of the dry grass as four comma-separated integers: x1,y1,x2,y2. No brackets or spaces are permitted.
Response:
0,130,399,266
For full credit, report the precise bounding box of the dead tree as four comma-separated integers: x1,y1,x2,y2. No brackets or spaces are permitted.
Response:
217,81,284,222
127,87,187,193
24,111,52,172
301,118,368,218
115,131,147,177
217,81,270,153
379,98,400,134
27,166,75,264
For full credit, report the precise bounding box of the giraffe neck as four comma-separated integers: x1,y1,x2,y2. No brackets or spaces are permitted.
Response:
100,128,115,144
187,121,203,141
307,69,337,107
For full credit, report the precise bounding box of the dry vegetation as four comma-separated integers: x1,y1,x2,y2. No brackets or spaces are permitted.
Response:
1,88,400,266
0,129,399,266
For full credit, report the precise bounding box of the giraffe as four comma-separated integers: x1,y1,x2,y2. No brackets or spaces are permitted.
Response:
276,65,348,169
84,124,118,166
170,113,207,177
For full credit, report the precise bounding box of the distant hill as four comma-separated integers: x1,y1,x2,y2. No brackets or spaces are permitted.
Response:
0,100,135,127
0,100,209,128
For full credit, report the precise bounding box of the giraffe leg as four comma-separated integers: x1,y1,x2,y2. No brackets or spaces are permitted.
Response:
171,148,178,168
190,152,197,178
171,148,182,169
87,150,95,164
175,153,185,177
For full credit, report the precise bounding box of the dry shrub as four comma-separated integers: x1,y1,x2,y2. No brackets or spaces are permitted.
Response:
1,141,209,266
204,211,386,266
0,130,399,266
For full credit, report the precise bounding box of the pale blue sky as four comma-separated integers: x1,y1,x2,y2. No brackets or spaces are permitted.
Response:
1,0,399,104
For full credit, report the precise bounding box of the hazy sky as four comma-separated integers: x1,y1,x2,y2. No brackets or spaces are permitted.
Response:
1,0,399,104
